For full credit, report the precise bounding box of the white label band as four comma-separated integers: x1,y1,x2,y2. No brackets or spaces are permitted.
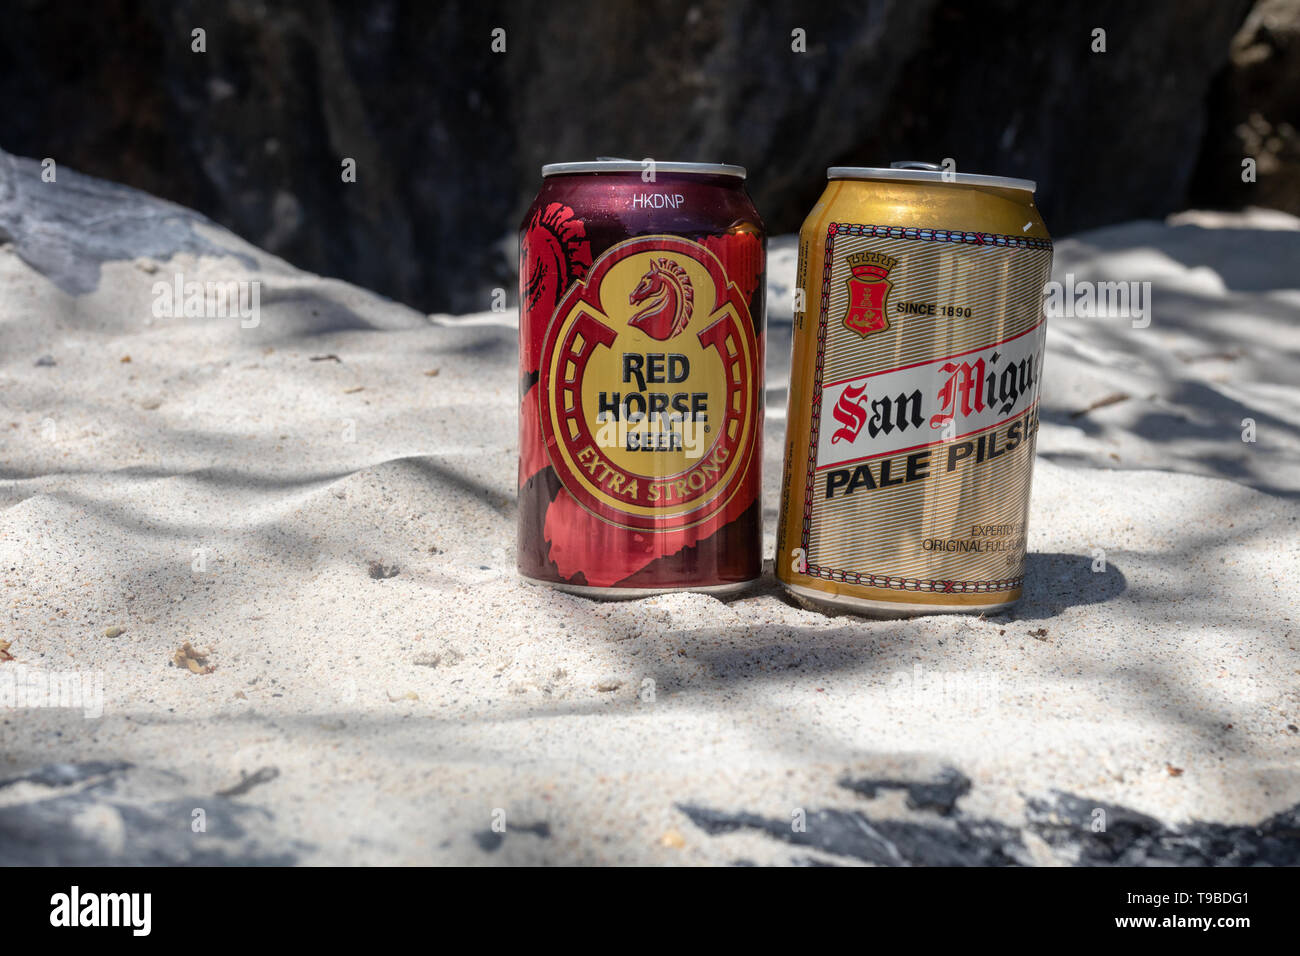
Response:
816,320,1046,471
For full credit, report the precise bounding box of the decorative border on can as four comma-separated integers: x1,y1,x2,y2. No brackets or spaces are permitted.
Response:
825,221,1053,249
801,565,1024,594
797,221,1045,595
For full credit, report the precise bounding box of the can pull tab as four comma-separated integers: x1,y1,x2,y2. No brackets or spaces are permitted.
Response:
890,160,943,171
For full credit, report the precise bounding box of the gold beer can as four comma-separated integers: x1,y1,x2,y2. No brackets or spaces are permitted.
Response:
775,162,1053,616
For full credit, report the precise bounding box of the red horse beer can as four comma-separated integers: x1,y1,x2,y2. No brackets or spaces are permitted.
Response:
518,159,766,596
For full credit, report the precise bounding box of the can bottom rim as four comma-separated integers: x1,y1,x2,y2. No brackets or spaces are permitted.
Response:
781,580,1020,619
519,574,758,601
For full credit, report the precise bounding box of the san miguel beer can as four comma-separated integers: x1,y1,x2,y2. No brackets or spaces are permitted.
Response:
518,159,765,596
775,162,1053,616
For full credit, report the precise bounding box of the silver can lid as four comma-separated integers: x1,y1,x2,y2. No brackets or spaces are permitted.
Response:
542,158,746,180
828,161,1036,193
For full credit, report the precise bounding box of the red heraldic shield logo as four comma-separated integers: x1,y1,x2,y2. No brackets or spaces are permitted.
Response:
842,250,899,337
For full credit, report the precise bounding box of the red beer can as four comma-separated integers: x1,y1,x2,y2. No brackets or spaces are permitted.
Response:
518,159,766,596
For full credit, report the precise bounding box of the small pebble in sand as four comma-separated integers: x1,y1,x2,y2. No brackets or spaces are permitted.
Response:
173,641,215,675
1166,764,1185,777
1030,627,1048,639
34,355,56,367
120,355,131,363
367,560,400,579
659,829,686,849
0,639,14,662
104,626,126,638
424,368,440,377
594,679,623,692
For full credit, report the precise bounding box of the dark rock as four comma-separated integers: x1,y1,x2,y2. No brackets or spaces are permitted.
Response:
367,559,400,579
1192,0,1300,215
1024,791,1169,865
840,767,971,816
1028,791,1300,866
0,150,253,297
0,761,306,865
0,0,1270,314
680,771,1300,866
678,803,1027,866
472,820,550,852
0,760,132,790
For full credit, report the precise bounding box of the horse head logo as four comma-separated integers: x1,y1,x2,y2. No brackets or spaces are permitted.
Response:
628,258,694,340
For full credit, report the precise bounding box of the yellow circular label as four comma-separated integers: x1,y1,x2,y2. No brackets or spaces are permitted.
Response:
539,235,758,532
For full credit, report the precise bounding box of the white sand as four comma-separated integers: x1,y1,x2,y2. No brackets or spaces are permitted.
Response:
1,198,1297,864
